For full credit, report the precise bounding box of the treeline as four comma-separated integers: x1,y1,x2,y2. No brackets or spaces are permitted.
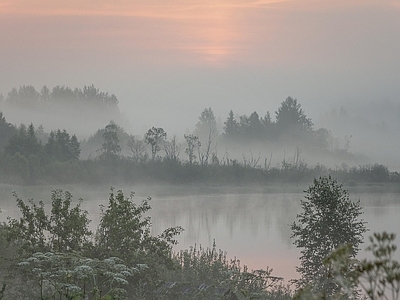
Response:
0,104,397,185
222,97,328,147
0,84,123,138
0,112,82,184
81,96,353,165
1,84,118,110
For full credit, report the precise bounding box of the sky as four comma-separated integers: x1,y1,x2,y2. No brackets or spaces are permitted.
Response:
1,0,400,135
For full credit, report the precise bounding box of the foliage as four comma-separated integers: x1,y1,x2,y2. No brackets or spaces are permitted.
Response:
0,104,399,186
184,134,200,164
95,188,184,294
1,123,81,184
5,123,42,158
0,111,16,151
5,85,39,107
1,188,185,298
297,232,400,300
223,110,239,138
81,122,129,159
275,97,313,132
163,135,181,162
49,190,92,252
6,190,92,254
45,129,81,161
357,232,400,299
194,107,218,139
13,252,139,300
290,176,367,297
98,122,121,160
145,127,167,160
328,232,400,300
220,97,331,149
127,135,148,162
96,188,183,261
164,243,291,299
5,84,119,109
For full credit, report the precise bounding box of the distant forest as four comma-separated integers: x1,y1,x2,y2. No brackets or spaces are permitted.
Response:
1,84,118,110
0,85,397,186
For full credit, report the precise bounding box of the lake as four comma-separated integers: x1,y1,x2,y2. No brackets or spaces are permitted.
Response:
1,184,399,283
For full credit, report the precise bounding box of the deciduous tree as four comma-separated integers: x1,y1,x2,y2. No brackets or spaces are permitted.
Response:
98,122,121,160
184,134,200,164
127,134,147,162
291,176,367,297
144,127,167,160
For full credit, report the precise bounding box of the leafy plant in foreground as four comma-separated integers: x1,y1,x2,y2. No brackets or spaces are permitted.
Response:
326,232,400,300
6,189,92,255
164,243,291,299
15,252,140,300
95,188,184,296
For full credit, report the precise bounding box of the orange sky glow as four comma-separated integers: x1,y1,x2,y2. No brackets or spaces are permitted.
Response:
3,0,397,67
1,0,285,66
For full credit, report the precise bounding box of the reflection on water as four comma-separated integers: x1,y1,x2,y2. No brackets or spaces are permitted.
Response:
0,186,399,282
147,193,302,281
147,192,400,282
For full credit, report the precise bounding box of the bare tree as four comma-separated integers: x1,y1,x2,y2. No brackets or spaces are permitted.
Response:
197,126,218,166
184,134,200,164
194,108,219,166
163,135,181,161
127,135,147,162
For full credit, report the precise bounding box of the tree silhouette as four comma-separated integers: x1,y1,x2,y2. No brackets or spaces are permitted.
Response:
45,129,80,161
275,97,313,132
5,123,42,158
0,111,16,150
184,134,200,164
223,110,239,139
195,108,218,166
145,127,167,160
291,176,367,297
98,122,121,160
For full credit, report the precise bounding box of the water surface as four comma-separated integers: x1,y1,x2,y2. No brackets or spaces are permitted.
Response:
1,185,399,282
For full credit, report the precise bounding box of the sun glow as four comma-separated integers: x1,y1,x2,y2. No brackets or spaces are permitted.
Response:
1,0,288,67
3,0,394,68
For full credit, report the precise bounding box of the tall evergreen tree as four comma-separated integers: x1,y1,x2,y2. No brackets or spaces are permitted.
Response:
275,97,313,132
0,111,16,150
5,123,42,158
223,110,238,138
45,129,80,161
